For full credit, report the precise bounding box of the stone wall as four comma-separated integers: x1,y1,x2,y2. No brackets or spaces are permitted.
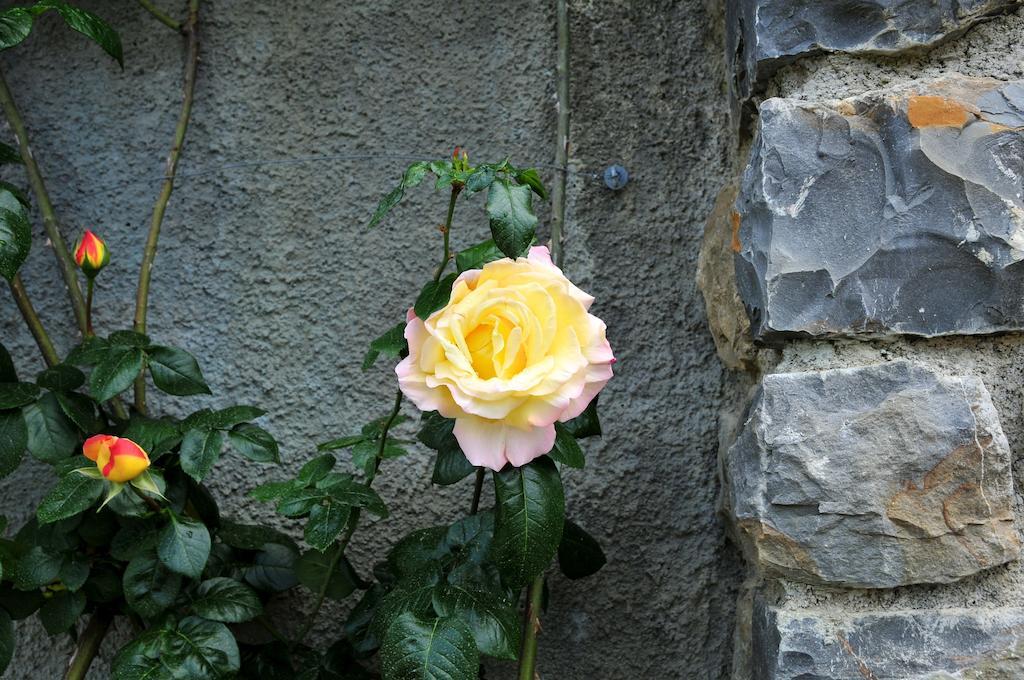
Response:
702,2,1024,678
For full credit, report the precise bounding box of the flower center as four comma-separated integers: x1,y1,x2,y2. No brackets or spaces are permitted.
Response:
465,314,527,380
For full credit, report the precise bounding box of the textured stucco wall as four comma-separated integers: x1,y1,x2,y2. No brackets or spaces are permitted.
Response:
0,1,739,678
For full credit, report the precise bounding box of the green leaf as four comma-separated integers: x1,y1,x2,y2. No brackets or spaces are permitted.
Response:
0,142,21,166
113,616,240,680
491,457,565,588
413,272,457,320
387,527,449,580
0,343,16,382
146,346,211,396
317,434,366,452
210,405,265,429
59,554,91,592
432,447,475,486
24,392,79,463
248,480,296,502
54,392,100,433
36,472,104,524
362,322,408,371
0,608,11,675
123,554,182,618
0,382,39,408
217,519,297,552
38,588,85,635
0,188,31,282
514,167,548,200
486,178,537,259
90,346,144,402
191,577,262,623
548,422,584,468
228,423,279,463
563,396,601,439
367,162,429,229
179,428,224,481
13,546,61,590
380,613,479,680
464,164,496,194
295,545,359,601
158,514,211,579
241,543,298,592
120,415,182,457
304,500,350,552
107,330,150,348
455,239,505,273
296,453,336,486
318,475,388,518
43,1,123,67
432,582,520,659
65,337,109,366
276,487,324,518
0,409,26,478
35,364,85,392
0,8,32,51
558,519,606,580
0,182,28,209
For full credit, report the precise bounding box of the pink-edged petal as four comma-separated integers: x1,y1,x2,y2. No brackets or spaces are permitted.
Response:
397,358,456,415
504,423,556,467
527,245,553,266
558,367,612,422
453,417,510,471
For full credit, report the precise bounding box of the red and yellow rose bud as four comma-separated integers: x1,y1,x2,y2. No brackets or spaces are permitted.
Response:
83,434,150,483
73,230,109,277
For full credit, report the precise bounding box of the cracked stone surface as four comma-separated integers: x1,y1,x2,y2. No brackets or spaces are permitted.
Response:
727,0,1022,106
753,600,1024,679
728,361,1019,588
735,75,1024,340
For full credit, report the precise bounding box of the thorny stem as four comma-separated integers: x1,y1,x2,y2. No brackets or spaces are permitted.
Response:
63,610,112,680
136,0,182,32
133,0,200,414
8,275,59,367
85,277,95,337
517,574,545,680
292,389,404,648
550,0,570,268
432,185,461,282
470,468,485,514
0,70,88,335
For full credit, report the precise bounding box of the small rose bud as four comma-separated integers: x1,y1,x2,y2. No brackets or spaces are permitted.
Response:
83,434,150,483
73,230,109,278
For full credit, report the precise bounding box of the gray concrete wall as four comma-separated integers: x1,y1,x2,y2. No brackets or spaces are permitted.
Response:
0,1,739,678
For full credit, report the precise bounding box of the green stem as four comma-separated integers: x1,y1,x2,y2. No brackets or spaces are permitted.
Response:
550,0,570,268
136,0,182,32
64,610,112,680
432,185,461,282
469,468,485,514
130,483,162,513
0,70,88,335
517,574,545,680
133,0,200,414
8,275,60,367
85,277,95,337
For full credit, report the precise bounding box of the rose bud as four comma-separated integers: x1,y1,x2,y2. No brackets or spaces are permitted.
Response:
73,230,109,277
82,434,150,483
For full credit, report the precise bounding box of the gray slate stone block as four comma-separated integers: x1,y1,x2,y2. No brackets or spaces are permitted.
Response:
753,600,1024,679
735,76,1024,340
728,361,1019,588
727,0,1022,105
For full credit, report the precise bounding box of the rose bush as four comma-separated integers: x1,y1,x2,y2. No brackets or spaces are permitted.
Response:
398,245,613,470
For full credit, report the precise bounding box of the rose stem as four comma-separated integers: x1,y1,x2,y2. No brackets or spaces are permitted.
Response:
85,278,95,337
133,0,200,415
8,275,59,367
469,468,485,514
64,610,113,680
518,573,546,680
136,0,182,32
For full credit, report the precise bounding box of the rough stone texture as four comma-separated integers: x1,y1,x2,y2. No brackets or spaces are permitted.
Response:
698,181,757,371
0,1,741,678
727,0,1022,107
729,361,1019,588
735,75,1024,341
753,600,1024,680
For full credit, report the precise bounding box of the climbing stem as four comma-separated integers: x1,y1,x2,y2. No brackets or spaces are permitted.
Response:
550,0,570,268
432,185,461,282
133,0,201,413
469,468,485,514
517,574,545,680
64,610,112,680
85,277,95,337
8,275,60,367
0,70,88,335
136,0,182,32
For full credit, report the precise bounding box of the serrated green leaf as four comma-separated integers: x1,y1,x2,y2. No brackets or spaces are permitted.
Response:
362,322,408,371
380,613,479,680
432,447,475,486
0,409,26,478
0,382,39,408
491,457,565,588
370,571,440,640
464,164,496,194
158,514,211,579
12,546,61,590
54,392,99,433
191,577,262,623
486,178,537,259
296,453,335,486
514,167,548,199
107,330,150,348
413,273,457,321
0,8,32,52
295,544,359,601
241,543,298,592
455,239,505,273
147,345,211,396
36,472,103,524
228,423,279,463
304,500,350,552
38,588,85,635
548,422,584,468
123,554,182,618
64,337,109,366
248,480,296,502
179,428,224,482
24,392,78,463
0,189,31,282
318,475,388,518
558,519,606,580
90,346,144,402
112,615,240,679
217,519,297,552
275,487,324,518
562,396,602,439
432,582,519,659
43,1,123,67
35,364,85,392
119,415,181,458
210,405,265,429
